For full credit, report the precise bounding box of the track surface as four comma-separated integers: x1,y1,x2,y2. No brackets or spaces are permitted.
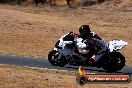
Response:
0,55,132,76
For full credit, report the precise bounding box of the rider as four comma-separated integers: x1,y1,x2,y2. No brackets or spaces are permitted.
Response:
55,25,107,64
79,25,107,64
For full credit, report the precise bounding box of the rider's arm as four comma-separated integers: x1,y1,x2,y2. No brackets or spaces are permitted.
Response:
73,33,80,38
90,32,102,40
94,34,102,40
83,38,98,51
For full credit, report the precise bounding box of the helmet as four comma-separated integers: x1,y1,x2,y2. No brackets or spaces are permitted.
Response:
79,25,91,38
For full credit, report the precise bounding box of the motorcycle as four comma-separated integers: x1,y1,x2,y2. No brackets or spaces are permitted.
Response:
48,33,128,72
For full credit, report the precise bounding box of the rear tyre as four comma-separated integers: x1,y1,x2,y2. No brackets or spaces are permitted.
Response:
48,50,68,67
102,52,125,72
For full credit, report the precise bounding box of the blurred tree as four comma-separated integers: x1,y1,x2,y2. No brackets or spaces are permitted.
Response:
48,0,57,6
33,0,48,6
16,0,21,4
0,0,7,3
66,0,74,8
98,0,105,3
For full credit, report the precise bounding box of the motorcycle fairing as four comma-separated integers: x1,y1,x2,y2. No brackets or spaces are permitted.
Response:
108,40,128,52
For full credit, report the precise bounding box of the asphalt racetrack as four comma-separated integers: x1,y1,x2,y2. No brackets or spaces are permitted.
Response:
0,55,132,77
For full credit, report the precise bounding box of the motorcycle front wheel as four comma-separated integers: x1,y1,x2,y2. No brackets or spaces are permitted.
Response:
48,50,69,67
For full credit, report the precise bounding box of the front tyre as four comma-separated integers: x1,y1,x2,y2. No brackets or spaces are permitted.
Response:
48,50,68,67
102,52,125,72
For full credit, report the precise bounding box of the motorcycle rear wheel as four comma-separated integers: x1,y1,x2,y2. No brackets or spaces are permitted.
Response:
102,52,125,73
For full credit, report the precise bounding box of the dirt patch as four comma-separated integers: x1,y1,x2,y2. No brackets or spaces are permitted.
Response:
0,4,131,88
0,64,132,88
0,4,131,65
90,0,132,10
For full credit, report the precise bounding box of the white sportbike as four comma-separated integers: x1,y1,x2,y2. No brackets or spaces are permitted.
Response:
48,33,128,72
